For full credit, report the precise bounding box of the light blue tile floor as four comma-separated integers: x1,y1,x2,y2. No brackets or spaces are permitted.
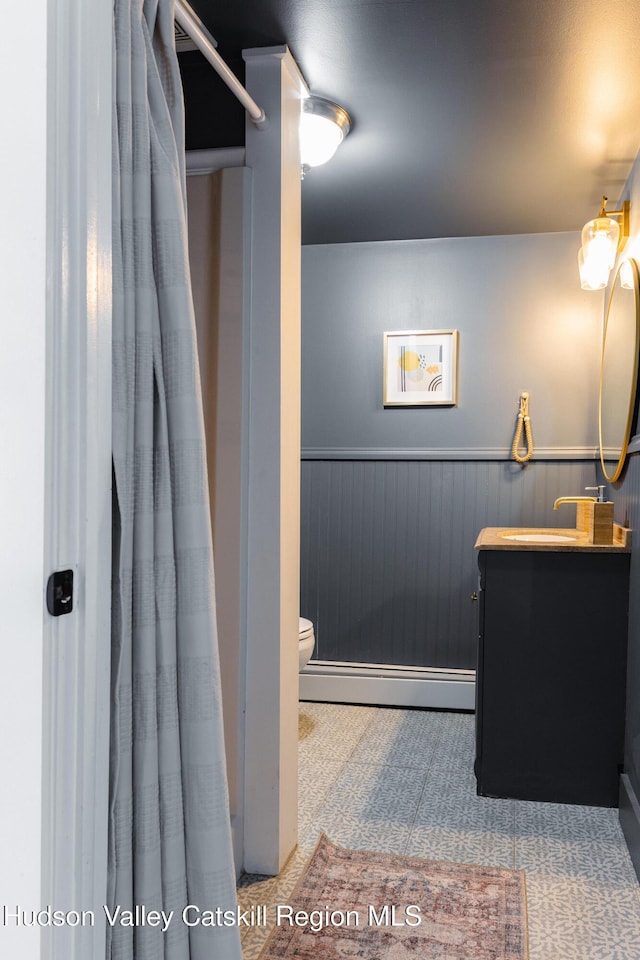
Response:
238,703,640,960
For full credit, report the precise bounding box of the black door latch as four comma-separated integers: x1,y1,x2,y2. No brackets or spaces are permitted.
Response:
46,569,74,617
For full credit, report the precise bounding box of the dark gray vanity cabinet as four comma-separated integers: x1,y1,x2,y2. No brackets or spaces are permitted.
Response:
475,547,630,807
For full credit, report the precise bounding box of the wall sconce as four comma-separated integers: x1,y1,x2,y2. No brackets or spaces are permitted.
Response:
300,96,351,178
578,196,630,290
620,258,635,290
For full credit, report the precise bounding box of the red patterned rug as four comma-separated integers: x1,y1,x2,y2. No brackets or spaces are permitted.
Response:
259,834,528,959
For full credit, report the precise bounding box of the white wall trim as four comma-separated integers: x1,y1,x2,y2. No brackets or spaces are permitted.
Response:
299,662,476,711
186,147,246,175
42,2,112,958
301,446,599,461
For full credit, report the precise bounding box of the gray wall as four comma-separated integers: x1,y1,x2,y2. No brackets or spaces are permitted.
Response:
302,231,602,457
301,230,605,669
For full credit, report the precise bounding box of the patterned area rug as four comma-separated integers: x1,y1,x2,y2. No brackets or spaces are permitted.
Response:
259,834,528,959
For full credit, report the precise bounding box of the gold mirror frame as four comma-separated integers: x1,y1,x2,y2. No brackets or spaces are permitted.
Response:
598,258,640,482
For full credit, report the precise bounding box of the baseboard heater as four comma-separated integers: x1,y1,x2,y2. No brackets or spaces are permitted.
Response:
299,660,475,711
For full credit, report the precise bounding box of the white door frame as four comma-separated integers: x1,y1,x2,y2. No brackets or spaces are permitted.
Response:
0,2,50,957
5,14,301,960
44,2,112,958
1,1,112,957
1,1,111,958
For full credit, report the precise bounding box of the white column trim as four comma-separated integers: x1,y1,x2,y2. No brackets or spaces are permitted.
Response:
242,46,308,875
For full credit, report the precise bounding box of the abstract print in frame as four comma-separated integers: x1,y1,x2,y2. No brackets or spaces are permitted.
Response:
383,329,458,406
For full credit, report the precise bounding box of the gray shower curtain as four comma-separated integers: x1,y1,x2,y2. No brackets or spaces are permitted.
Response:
109,1,241,958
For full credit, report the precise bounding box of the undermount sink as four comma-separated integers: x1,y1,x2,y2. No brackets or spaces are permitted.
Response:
502,533,578,543
475,525,630,552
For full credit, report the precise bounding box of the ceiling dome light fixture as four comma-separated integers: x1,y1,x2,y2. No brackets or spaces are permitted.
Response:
300,96,351,178
578,196,630,291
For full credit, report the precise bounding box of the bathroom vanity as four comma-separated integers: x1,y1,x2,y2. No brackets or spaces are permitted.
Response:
474,527,631,807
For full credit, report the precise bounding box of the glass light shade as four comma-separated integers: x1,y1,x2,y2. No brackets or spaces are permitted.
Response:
581,216,620,271
578,247,608,290
300,113,344,167
620,258,634,289
299,97,351,172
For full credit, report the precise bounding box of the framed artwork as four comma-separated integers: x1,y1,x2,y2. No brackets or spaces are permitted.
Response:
383,329,458,406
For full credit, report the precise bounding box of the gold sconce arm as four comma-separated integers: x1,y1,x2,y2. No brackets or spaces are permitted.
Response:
597,196,630,250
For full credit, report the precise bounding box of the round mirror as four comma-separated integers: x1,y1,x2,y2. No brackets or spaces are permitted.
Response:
599,258,640,481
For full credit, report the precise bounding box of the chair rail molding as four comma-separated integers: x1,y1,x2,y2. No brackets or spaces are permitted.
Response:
301,446,599,461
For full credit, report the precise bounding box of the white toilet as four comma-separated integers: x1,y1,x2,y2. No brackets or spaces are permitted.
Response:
298,617,315,671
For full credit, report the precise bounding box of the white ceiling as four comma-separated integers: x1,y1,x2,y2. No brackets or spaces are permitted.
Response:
181,0,640,244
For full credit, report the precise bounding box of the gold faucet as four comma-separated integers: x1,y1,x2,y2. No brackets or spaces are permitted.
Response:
553,496,597,510
552,495,614,545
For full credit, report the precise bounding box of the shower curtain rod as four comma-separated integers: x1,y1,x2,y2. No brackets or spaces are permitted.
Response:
174,0,268,127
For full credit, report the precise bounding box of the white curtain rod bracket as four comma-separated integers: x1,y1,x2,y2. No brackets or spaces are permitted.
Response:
174,0,268,128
